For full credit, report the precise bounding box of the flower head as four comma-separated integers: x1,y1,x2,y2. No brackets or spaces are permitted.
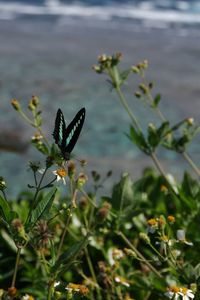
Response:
178,288,195,300
165,286,180,299
53,168,67,185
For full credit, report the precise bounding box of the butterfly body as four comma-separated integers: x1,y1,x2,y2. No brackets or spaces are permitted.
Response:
53,108,86,160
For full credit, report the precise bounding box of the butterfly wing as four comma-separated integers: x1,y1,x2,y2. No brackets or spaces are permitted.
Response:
53,108,66,153
64,107,86,154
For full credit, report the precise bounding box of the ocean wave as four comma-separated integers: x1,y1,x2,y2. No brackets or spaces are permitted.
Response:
0,1,200,27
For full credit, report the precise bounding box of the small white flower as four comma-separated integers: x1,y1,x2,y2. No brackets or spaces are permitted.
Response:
165,290,180,299
52,168,67,185
54,281,60,287
177,230,193,246
178,288,195,300
165,287,180,299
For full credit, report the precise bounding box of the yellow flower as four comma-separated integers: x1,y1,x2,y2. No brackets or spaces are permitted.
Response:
168,215,175,223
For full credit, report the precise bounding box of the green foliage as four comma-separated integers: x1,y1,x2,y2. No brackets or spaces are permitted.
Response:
0,55,199,300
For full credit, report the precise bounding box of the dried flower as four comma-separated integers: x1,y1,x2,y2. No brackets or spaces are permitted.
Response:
65,283,89,296
8,287,17,297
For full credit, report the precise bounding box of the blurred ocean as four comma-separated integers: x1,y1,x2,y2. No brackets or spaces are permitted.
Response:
0,0,200,27
0,0,200,196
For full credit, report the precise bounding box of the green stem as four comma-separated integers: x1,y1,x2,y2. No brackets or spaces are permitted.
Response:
80,188,97,208
56,209,72,260
11,247,21,287
18,109,35,126
115,86,142,132
84,247,101,300
56,181,76,260
47,281,54,300
117,231,163,279
41,251,49,275
182,151,200,177
26,167,48,224
150,152,168,181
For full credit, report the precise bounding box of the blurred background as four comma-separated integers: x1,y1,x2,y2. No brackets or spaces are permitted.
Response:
0,0,200,196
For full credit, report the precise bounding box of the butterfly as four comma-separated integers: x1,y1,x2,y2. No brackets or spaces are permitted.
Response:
53,107,86,160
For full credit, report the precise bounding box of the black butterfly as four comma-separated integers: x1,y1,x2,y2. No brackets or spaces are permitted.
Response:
53,108,86,160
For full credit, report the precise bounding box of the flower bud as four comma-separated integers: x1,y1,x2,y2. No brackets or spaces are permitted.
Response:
96,203,111,223
131,66,140,73
186,118,194,126
68,161,76,178
76,173,88,189
124,248,137,258
167,215,175,224
79,196,88,210
139,83,149,94
139,232,150,244
11,99,20,111
134,91,141,98
31,95,39,107
29,161,41,172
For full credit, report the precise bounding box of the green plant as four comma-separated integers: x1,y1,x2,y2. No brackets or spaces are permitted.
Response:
0,55,199,300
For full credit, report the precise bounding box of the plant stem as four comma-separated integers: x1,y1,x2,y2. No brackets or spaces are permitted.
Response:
115,86,142,132
117,231,163,279
150,152,168,180
11,247,21,287
56,178,75,259
56,210,71,260
182,151,200,177
26,167,48,224
84,247,102,300
47,281,54,300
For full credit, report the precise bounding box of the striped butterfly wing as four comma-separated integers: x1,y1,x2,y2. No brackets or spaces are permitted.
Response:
64,107,86,154
53,108,86,160
53,108,67,154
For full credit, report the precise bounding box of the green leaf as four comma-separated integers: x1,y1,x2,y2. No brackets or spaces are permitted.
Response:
111,173,134,210
129,126,150,154
120,68,131,83
0,194,11,223
30,188,57,226
151,94,161,108
51,237,89,275
157,121,170,138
